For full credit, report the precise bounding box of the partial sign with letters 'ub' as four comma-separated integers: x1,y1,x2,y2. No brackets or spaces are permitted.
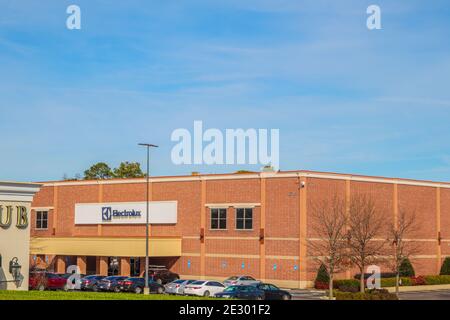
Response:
75,201,177,225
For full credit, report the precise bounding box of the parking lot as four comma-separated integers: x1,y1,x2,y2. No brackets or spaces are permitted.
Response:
398,290,450,300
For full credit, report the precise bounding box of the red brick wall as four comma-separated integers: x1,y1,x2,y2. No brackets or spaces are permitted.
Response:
265,178,299,239
30,174,449,285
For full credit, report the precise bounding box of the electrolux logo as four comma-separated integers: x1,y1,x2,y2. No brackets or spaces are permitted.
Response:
102,207,112,221
101,206,141,222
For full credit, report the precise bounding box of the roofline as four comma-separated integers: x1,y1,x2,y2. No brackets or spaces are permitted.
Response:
0,181,42,202
35,170,450,189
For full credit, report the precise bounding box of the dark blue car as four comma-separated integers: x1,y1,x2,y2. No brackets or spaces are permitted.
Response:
97,276,128,292
215,285,265,300
80,275,106,291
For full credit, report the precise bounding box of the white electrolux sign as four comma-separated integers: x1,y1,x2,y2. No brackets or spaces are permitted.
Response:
75,201,177,225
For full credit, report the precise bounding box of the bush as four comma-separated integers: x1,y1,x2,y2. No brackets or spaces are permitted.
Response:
334,279,360,292
423,275,450,285
411,276,426,286
380,277,412,287
314,264,330,289
440,257,450,275
335,290,398,300
399,258,415,277
354,272,397,279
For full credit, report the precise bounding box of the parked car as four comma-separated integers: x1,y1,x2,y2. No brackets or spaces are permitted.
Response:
57,273,86,290
80,275,106,291
253,283,292,300
29,272,68,291
165,279,197,295
147,265,179,284
223,276,261,287
97,276,128,292
119,277,165,294
184,280,226,297
215,285,265,300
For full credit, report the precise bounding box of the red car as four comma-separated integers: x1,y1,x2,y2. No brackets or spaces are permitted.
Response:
29,272,69,291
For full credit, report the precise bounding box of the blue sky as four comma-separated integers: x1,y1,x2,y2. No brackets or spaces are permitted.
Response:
1,0,450,182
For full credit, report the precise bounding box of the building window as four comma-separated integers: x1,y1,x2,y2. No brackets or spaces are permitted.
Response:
36,211,48,229
236,208,253,230
210,208,227,230
130,257,141,276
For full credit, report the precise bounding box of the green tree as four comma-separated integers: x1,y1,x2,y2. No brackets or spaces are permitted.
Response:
113,161,145,178
83,162,114,180
315,263,330,285
399,258,415,277
440,257,450,275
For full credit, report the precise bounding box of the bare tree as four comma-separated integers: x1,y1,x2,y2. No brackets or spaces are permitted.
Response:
309,195,349,299
347,194,387,293
387,209,421,295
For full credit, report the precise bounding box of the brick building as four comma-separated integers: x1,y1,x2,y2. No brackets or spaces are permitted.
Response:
29,170,450,288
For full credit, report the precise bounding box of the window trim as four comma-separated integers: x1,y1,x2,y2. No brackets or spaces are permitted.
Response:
35,210,49,230
209,208,228,230
235,207,254,231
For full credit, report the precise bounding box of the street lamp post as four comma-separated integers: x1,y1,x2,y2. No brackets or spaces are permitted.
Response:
138,143,158,295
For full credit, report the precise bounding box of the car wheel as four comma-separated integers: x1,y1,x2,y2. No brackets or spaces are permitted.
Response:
135,287,143,294
282,294,291,300
63,284,69,292
157,287,164,294
156,279,162,285
38,285,45,291
92,285,98,292
114,286,121,293
203,290,210,297
257,296,263,300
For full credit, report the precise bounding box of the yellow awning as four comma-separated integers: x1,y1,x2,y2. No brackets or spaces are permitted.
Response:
30,237,181,257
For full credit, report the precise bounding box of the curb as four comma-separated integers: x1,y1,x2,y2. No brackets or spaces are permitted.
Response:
386,284,450,293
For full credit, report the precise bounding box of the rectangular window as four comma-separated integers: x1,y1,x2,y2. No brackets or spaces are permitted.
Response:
130,257,141,277
36,211,48,229
210,208,227,230
236,208,253,230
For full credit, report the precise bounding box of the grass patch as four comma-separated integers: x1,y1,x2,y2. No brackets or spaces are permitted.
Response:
0,290,217,300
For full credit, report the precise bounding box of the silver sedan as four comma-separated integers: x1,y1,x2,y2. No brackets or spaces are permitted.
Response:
223,276,261,287
165,279,197,295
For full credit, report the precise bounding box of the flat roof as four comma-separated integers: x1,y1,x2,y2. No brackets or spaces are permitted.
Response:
36,169,450,189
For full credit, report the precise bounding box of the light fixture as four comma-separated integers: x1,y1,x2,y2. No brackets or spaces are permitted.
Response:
9,257,22,282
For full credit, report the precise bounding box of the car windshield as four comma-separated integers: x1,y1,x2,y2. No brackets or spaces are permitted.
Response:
223,286,239,292
83,275,98,280
226,276,238,281
173,280,185,284
191,281,206,285
128,277,142,281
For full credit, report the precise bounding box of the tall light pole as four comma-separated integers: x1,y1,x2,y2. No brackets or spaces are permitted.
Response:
138,143,158,294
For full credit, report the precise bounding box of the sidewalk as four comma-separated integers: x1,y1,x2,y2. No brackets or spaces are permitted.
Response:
386,284,450,293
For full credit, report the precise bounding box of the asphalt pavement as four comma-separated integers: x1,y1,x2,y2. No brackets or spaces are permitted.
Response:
288,289,450,300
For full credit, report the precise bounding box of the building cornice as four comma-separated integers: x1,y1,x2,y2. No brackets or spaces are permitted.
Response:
0,181,42,202
38,170,450,189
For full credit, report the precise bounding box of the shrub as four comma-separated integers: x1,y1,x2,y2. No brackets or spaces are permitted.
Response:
399,258,415,277
335,290,398,300
315,281,329,290
314,263,330,289
354,272,397,279
333,279,360,292
423,275,450,285
440,257,450,275
380,277,412,287
411,276,426,286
